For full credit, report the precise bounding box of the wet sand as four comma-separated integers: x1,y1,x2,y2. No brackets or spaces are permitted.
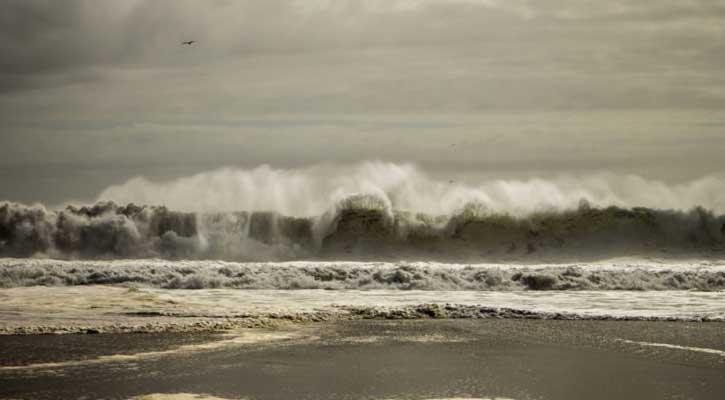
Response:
1,319,723,400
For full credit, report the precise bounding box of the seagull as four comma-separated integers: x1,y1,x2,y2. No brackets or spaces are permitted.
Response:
182,41,196,45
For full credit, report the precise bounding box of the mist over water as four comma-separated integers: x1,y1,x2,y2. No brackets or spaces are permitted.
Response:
98,162,725,216
2,162,725,325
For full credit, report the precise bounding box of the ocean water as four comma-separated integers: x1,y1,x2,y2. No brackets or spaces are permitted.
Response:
2,195,724,328
2,258,724,291
2,199,724,262
1,259,723,329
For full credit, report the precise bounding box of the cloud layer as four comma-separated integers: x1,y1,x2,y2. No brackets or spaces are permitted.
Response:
1,1,724,204
3,1,725,108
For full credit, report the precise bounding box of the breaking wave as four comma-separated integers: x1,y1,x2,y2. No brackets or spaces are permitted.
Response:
1,199,724,262
1,259,724,291
3,163,725,262
96,162,725,216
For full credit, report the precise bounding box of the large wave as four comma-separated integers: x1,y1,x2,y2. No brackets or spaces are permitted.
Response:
1,199,724,262
3,162,725,261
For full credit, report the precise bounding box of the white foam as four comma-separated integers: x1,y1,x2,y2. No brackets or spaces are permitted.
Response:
99,162,725,216
1,286,723,334
3,258,724,291
145,289,725,320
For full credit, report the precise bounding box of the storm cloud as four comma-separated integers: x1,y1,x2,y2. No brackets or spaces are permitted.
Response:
1,0,724,204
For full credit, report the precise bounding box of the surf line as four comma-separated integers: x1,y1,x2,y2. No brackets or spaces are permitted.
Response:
615,339,725,357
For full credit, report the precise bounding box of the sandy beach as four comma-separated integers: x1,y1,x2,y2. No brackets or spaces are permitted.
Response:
0,319,723,400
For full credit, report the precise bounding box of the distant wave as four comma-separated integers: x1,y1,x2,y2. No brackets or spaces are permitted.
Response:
1,259,723,291
1,198,725,262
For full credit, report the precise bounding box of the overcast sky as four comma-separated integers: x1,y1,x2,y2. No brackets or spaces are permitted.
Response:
1,0,725,205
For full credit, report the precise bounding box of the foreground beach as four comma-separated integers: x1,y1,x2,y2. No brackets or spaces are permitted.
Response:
1,260,723,399
1,319,723,400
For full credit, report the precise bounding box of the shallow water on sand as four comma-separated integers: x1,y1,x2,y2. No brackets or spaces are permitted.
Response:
1,286,724,335
1,320,723,400
146,288,725,319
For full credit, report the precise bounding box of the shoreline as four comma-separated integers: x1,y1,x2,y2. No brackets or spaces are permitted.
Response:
3,302,724,336
3,283,724,336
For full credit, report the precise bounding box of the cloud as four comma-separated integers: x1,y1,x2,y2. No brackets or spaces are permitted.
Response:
1,1,725,205
1,0,723,110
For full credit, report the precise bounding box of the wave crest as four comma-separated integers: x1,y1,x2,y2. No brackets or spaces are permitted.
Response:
1,199,725,261
97,162,725,216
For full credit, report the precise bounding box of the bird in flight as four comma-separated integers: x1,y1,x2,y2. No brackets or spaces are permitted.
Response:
182,41,196,45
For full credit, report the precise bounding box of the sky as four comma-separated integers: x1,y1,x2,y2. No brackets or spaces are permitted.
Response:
1,0,725,206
